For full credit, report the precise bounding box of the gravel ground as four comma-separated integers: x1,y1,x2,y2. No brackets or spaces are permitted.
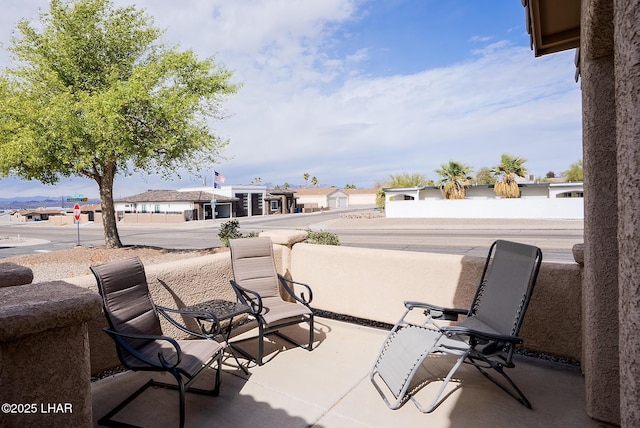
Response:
2,245,227,283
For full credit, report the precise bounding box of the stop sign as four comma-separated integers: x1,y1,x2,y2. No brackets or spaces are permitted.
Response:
73,203,81,221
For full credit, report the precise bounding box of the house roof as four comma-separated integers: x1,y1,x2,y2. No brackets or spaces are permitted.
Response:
17,209,63,216
522,0,581,57
342,188,377,195
80,204,102,212
117,190,237,203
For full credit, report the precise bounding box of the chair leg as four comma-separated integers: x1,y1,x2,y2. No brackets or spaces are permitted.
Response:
172,372,186,428
473,362,532,409
412,351,468,413
258,323,265,366
98,379,156,427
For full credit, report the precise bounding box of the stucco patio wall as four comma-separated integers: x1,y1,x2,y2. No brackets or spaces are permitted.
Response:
64,238,583,376
289,243,583,361
0,281,102,428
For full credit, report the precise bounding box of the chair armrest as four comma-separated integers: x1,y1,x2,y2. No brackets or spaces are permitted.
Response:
278,274,313,306
103,328,182,370
156,305,221,338
230,279,263,315
404,301,468,321
441,325,523,344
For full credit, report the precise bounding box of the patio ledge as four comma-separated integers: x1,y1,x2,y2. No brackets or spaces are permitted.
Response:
0,262,34,288
0,281,102,341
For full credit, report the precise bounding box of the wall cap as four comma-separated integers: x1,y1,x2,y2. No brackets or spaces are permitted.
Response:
0,281,102,341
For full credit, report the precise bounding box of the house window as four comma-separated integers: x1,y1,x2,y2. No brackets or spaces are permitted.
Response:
140,205,147,213
270,200,278,211
154,204,161,213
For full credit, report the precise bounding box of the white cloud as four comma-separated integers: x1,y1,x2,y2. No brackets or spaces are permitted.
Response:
0,0,581,196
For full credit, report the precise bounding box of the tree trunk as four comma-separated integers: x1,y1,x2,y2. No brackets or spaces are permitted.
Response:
97,166,122,248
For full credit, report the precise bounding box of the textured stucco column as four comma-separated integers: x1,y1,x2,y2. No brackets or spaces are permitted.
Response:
0,281,102,428
615,1,640,426
580,0,619,424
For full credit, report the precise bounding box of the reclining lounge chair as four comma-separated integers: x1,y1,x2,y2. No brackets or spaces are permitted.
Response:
370,239,542,413
228,236,314,366
91,257,224,428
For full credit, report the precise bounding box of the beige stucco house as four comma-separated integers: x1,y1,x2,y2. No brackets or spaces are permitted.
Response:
294,187,377,209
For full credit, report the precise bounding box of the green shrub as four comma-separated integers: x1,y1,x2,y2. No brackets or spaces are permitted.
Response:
218,220,242,246
218,220,261,246
305,230,340,246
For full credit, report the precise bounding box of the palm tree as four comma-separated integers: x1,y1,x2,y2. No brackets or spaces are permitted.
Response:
492,154,527,198
435,161,473,199
303,173,310,187
311,176,318,187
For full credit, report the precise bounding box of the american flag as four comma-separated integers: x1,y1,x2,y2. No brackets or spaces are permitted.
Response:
214,171,225,183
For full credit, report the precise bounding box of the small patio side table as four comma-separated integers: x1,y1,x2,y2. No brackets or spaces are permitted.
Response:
182,299,252,374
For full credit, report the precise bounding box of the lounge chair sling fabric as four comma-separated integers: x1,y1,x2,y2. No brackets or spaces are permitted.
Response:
371,240,542,413
92,257,224,428
229,237,314,365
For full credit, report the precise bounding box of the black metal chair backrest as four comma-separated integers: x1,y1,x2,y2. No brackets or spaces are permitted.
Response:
91,257,162,354
469,240,542,337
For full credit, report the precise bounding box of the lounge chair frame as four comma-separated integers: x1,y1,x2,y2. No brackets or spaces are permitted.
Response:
370,240,542,412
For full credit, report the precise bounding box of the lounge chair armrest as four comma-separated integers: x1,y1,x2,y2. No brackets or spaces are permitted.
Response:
230,279,263,315
156,305,221,338
441,325,523,344
103,328,182,370
404,301,468,321
278,274,313,305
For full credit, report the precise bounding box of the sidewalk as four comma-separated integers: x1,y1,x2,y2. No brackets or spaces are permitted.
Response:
91,317,599,428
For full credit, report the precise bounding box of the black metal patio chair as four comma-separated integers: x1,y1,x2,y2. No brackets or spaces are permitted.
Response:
228,236,314,366
91,257,224,428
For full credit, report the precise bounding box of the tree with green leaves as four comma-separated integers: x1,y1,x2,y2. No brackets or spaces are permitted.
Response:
0,0,237,248
473,167,496,185
385,172,429,188
311,176,318,187
303,172,310,187
492,154,527,198
435,161,473,199
375,173,428,209
564,160,583,182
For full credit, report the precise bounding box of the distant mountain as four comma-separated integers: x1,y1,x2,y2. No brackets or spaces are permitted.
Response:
0,196,100,210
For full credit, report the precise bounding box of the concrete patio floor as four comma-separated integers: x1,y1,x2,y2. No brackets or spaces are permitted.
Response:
91,317,605,428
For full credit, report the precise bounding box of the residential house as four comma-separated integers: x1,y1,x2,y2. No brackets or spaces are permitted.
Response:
115,189,237,222
294,187,377,210
264,189,298,214
11,209,64,222
383,182,584,220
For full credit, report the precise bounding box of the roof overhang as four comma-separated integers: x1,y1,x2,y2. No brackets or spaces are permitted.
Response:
522,0,581,57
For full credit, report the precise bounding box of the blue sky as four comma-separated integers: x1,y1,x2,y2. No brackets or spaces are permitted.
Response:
0,0,582,199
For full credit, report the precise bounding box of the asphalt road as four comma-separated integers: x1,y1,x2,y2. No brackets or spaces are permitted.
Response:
0,210,583,263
